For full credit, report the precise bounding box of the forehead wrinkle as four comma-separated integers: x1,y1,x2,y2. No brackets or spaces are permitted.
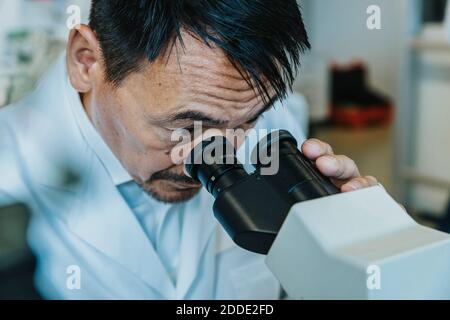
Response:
176,41,240,72
185,68,259,103
180,51,252,84
188,92,266,127
171,87,262,125
184,68,250,95
185,62,272,101
185,72,269,117
192,90,262,115
190,77,258,102
187,80,261,114
195,89,259,107
186,66,248,84
188,62,247,82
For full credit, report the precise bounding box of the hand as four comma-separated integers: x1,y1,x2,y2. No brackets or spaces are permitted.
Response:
301,138,378,193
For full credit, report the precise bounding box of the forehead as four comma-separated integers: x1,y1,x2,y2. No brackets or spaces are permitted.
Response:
116,31,268,123
159,32,255,93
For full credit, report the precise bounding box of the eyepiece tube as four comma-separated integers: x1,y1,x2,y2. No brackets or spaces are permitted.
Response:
253,130,340,202
184,135,248,197
184,134,292,254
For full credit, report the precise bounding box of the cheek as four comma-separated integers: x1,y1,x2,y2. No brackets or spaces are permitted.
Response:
119,130,180,182
93,93,173,181
95,86,183,181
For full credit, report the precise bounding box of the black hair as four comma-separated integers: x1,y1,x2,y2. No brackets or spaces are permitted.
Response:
89,0,310,102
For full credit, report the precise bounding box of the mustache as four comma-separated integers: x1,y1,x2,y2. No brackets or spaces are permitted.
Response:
147,169,200,185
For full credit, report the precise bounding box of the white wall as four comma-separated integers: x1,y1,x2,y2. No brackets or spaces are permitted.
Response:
411,51,450,214
297,0,409,121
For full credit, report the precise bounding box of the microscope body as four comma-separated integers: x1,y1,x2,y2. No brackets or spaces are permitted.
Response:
267,185,450,299
186,130,450,299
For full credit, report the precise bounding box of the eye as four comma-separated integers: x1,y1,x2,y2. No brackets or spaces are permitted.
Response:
166,126,193,135
245,114,264,125
184,125,196,133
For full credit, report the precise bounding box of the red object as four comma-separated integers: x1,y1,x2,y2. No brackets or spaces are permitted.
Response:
329,61,393,128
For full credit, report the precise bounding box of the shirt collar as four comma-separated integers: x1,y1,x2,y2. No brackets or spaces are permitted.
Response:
64,63,133,186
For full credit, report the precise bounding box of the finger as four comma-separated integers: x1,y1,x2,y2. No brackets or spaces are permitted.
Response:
301,139,334,160
365,175,378,186
341,176,378,192
315,155,360,180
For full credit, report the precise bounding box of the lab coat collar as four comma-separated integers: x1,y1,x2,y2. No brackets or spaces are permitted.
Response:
176,193,217,299
69,156,178,297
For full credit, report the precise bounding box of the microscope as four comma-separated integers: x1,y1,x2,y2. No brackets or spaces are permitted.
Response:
185,130,450,299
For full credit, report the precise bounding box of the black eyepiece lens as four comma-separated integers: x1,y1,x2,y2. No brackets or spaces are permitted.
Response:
184,136,249,197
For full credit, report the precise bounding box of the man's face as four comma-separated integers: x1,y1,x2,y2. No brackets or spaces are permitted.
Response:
84,32,274,203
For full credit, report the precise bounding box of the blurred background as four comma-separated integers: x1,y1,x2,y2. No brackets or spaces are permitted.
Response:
0,0,450,298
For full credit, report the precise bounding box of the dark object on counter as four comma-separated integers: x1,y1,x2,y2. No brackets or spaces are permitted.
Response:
185,130,339,254
0,204,41,300
0,252,41,300
417,198,450,234
422,0,447,23
329,61,393,128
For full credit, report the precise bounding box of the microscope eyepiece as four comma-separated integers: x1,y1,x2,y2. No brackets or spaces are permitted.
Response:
253,130,340,202
185,135,248,197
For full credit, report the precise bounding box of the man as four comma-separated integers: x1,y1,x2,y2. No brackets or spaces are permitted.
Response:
0,1,378,299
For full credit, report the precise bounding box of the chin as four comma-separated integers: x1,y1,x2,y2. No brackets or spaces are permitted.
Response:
142,180,202,204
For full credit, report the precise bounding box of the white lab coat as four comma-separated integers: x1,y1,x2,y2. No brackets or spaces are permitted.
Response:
0,56,308,300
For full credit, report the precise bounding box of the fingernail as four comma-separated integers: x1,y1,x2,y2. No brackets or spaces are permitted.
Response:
346,181,362,190
366,176,378,185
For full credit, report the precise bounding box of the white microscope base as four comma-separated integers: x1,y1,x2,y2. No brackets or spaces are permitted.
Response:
266,186,450,299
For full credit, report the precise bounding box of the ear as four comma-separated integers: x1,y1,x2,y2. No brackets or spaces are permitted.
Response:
66,24,103,93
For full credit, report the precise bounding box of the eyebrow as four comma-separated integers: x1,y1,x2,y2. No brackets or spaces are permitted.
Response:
169,111,229,126
166,96,279,127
